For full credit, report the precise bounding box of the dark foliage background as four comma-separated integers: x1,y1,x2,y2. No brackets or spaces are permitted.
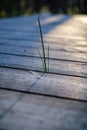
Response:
0,0,87,18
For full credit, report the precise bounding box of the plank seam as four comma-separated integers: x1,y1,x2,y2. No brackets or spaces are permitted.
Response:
0,65,87,79
0,87,87,103
0,73,44,120
0,52,87,64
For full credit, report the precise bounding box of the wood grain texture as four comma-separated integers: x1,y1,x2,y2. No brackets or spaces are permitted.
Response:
0,47,86,65
0,53,87,77
0,14,86,40
0,13,87,130
0,38,87,56
0,67,87,101
0,67,42,91
0,89,87,130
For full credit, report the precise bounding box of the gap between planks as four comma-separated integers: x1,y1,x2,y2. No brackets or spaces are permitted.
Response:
0,89,87,130
0,67,87,102
0,44,87,63
0,53,87,78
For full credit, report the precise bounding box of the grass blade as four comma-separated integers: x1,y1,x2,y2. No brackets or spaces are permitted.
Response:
48,45,49,72
37,49,44,71
38,16,47,72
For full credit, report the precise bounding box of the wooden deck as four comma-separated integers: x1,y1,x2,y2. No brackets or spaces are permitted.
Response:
0,13,87,130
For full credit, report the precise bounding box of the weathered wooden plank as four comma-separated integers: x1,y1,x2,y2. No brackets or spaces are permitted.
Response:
0,15,87,43
0,67,42,91
0,13,63,26
0,15,72,35
0,29,87,42
45,15,87,40
31,72,87,101
0,44,87,63
0,40,85,55
0,53,87,77
0,29,86,41
0,38,87,54
0,31,87,49
0,89,21,118
0,14,87,130
0,15,87,47
0,13,51,29
0,15,71,27
0,67,87,101
0,89,87,130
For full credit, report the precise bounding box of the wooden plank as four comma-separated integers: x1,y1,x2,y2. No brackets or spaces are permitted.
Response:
0,44,87,63
0,89,21,118
0,29,87,42
0,31,87,49
45,15,87,40
0,13,51,29
31,72,87,101
0,67,42,91
0,67,87,101
0,15,87,41
0,53,87,77
0,38,87,54
0,13,60,26
0,89,87,130
0,20,87,43
0,15,87,39
0,15,71,28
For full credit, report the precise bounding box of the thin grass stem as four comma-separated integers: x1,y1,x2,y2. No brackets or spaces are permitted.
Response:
37,49,44,71
38,16,47,72
48,45,49,72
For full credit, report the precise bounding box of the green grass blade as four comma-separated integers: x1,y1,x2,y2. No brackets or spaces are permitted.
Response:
48,45,49,72
37,49,44,71
38,16,47,72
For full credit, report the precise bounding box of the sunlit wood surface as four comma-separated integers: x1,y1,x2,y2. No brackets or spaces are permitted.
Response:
0,13,87,130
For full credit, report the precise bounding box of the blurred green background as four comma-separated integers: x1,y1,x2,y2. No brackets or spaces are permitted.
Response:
0,0,87,18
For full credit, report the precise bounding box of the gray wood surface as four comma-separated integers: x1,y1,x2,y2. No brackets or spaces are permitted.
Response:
0,30,87,53
0,53,87,77
0,40,87,62
0,89,87,130
0,67,87,101
0,14,86,39
0,13,87,130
